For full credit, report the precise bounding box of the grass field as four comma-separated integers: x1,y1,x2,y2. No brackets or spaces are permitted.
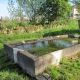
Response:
0,19,80,80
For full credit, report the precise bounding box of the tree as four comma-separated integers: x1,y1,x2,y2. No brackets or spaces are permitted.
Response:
16,0,44,23
14,6,24,21
7,0,16,20
8,0,24,21
38,0,71,24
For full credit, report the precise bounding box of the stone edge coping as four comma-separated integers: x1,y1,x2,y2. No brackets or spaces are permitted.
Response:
4,34,68,47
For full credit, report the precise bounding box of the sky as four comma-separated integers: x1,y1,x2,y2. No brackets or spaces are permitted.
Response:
0,0,9,17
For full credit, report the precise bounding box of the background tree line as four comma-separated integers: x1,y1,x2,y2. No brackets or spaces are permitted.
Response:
8,0,80,25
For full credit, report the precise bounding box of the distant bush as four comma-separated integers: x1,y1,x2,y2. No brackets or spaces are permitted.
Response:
26,25,43,33
18,21,29,27
2,21,18,29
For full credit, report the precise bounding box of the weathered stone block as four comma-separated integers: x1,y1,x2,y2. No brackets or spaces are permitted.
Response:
4,44,14,59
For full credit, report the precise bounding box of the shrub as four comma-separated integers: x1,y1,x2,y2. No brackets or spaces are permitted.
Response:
3,22,18,29
18,21,29,27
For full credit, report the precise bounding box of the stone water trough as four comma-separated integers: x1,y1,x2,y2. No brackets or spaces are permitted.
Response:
4,34,80,77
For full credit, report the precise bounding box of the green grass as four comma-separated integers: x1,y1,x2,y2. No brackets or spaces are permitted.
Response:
0,19,80,80
0,71,29,80
50,66,59,79
46,56,80,80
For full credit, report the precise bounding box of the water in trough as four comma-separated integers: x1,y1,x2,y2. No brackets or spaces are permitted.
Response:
16,38,80,56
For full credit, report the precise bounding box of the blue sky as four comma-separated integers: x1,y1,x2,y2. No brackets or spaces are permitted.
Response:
0,0,9,17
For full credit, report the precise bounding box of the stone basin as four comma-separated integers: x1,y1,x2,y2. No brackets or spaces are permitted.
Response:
4,35,80,77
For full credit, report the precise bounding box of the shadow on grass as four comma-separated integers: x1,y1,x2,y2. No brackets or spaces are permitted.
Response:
43,29,79,37
0,48,35,80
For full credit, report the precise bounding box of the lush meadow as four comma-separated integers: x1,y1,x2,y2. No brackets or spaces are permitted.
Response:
0,19,80,80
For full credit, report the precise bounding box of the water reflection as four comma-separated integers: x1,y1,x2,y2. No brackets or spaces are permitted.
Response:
53,40,72,47
17,39,73,50
44,41,48,46
24,44,32,50
36,42,43,48
16,38,79,56
17,45,22,49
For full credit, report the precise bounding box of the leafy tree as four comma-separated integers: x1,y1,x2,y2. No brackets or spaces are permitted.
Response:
14,6,24,21
7,0,16,20
16,0,44,23
8,0,24,21
38,0,71,24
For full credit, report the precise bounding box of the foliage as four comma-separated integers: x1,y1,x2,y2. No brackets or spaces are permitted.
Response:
16,0,44,23
8,0,24,20
37,0,71,24
26,25,43,32
18,21,29,27
8,0,71,24
2,21,18,29
49,19,68,28
8,0,16,20
0,19,78,41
